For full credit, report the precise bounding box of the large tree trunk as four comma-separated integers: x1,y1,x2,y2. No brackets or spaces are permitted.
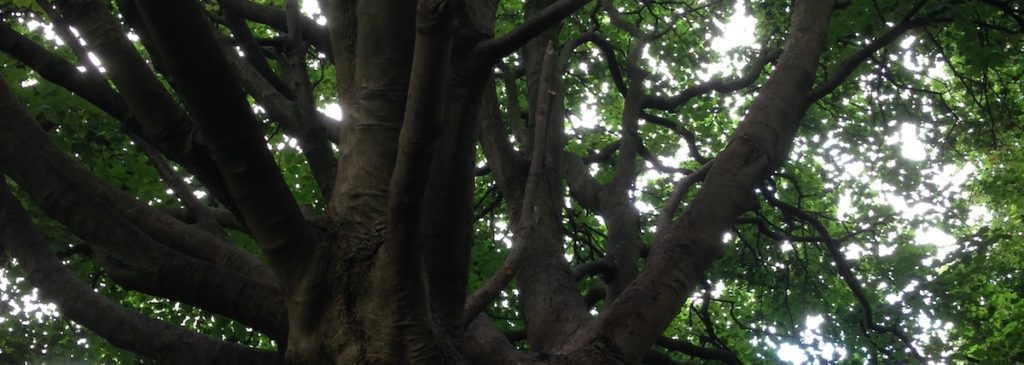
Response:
0,0,922,363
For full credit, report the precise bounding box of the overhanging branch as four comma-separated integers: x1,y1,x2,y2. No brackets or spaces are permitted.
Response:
0,180,281,365
807,0,941,102
133,0,319,286
473,0,593,62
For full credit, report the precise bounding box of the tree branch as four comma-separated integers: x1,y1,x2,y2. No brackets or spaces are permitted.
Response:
0,180,281,365
765,196,926,362
218,0,332,54
568,1,839,361
656,160,713,232
0,16,237,216
807,10,936,102
473,0,592,62
656,336,739,365
0,76,286,339
642,48,781,111
464,42,558,327
132,0,319,287
222,5,296,100
283,0,337,200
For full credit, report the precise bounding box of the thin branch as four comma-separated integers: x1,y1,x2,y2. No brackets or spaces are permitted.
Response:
576,33,629,96
656,160,713,232
807,1,939,101
980,0,1024,33
222,5,296,100
642,48,781,111
640,112,709,163
473,0,593,62
463,42,558,327
656,336,739,365
600,0,642,37
133,135,223,233
218,0,332,54
766,196,926,362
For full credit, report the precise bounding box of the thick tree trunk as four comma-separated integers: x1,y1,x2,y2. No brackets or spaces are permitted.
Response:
0,0,891,363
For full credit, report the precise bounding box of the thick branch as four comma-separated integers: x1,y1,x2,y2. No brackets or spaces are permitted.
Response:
369,1,458,361
218,0,332,54
133,0,318,287
0,13,237,215
656,336,739,365
0,22,127,121
283,0,338,200
0,77,286,339
464,42,557,327
0,180,280,365
569,1,839,361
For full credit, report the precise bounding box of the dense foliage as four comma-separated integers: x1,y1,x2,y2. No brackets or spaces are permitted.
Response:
0,0,1022,364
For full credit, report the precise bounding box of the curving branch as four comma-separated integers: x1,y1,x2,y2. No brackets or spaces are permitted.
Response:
572,259,617,281
642,48,781,112
473,0,593,62
567,1,840,361
0,180,281,365
764,195,926,362
463,315,530,365
808,0,941,101
0,77,286,339
656,160,713,232
640,112,709,164
218,0,332,54
656,336,739,365
464,42,558,327
576,32,629,96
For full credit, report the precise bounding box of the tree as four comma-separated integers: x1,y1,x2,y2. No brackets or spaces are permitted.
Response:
0,0,1021,363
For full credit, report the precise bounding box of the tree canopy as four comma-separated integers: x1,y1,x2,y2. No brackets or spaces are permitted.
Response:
0,0,1022,363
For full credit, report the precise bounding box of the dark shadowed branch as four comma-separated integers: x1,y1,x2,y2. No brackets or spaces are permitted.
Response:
0,76,287,339
132,0,319,287
808,1,941,102
218,0,332,53
0,180,282,365
474,0,592,61
642,48,781,112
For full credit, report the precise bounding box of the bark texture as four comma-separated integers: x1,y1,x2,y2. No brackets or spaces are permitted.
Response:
0,0,943,363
